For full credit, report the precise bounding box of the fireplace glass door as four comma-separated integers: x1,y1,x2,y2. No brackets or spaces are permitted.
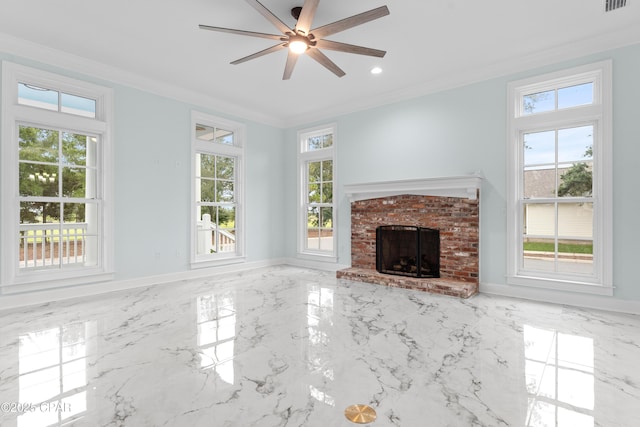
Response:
376,225,440,278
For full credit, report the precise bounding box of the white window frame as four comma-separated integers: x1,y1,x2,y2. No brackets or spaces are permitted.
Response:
1,62,114,292
190,111,245,268
506,60,613,295
297,123,337,261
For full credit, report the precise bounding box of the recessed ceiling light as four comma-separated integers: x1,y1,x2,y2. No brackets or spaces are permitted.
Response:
370,67,383,75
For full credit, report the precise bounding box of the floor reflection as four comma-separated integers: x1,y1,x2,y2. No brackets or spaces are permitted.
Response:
306,285,335,406
524,324,595,427
17,320,95,426
196,293,236,385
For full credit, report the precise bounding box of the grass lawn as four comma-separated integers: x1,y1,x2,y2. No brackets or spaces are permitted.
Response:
524,242,593,254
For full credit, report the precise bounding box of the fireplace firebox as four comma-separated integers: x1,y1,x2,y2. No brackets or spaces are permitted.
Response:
376,225,440,278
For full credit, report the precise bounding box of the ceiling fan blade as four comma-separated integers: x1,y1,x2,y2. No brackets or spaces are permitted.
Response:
244,0,292,35
307,49,346,77
295,0,319,35
230,43,287,65
315,40,386,57
283,51,300,80
310,5,390,39
199,25,284,41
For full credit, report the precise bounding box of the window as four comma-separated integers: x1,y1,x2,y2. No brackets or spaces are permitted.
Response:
191,112,244,266
1,62,114,291
506,61,612,295
298,125,337,260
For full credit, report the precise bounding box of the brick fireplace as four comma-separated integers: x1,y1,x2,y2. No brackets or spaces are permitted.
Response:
336,176,482,298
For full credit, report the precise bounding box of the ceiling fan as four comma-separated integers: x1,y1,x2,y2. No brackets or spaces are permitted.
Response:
199,0,390,80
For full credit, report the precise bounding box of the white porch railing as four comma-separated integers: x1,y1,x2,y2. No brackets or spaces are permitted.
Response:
19,223,88,269
197,214,236,254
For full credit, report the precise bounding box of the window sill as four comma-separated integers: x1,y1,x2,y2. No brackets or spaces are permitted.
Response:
3,270,115,294
507,274,614,296
191,256,246,270
297,252,338,264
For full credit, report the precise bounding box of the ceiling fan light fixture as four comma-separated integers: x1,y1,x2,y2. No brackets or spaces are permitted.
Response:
288,35,309,54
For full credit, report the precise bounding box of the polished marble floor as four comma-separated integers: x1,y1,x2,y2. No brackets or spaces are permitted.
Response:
0,266,639,427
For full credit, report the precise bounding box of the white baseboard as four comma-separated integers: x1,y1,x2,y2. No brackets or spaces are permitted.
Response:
0,259,282,311
480,282,640,315
3,261,639,315
283,257,350,272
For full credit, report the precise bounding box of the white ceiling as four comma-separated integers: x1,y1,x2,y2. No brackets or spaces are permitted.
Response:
1,0,639,127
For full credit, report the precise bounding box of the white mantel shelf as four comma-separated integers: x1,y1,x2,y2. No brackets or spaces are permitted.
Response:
343,175,483,202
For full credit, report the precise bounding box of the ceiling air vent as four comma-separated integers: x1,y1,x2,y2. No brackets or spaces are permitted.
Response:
605,0,627,12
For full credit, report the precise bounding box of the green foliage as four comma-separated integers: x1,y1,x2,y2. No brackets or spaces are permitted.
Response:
198,154,236,226
523,241,593,254
557,146,593,197
18,126,90,223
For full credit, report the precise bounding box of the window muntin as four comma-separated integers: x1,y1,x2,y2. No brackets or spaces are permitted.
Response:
298,125,336,259
507,61,612,294
191,113,244,265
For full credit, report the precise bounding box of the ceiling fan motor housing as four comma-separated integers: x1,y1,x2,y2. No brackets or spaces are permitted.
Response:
291,6,303,20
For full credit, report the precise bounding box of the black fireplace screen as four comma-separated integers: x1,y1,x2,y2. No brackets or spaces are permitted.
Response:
376,225,440,278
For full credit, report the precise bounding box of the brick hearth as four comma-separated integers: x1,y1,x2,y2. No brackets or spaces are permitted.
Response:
337,192,480,298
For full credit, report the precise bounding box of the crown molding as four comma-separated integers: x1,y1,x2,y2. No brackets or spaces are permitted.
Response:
284,24,640,127
3,23,640,130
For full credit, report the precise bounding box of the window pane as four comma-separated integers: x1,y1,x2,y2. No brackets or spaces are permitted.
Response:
524,167,555,199
199,154,216,178
214,128,234,145
524,203,555,237
196,124,215,141
557,239,593,275
557,163,592,197
62,133,89,166
308,183,320,203
20,201,48,224
217,181,234,202
557,126,593,198
62,204,93,267
308,161,321,182
216,156,234,180
321,182,333,203
523,237,556,273
200,179,216,202
307,134,332,151
62,167,87,198
307,228,320,250
19,126,59,163
523,90,555,115
61,92,96,118
558,203,593,239
524,131,555,167
322,160,333,181
219,206,235,228
18,83,58,111
558,126,593,164
19,163,59,197
558,83,593,109
320,207,332,228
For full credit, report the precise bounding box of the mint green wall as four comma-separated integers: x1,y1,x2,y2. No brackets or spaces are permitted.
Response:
285,43,640,301
2,42,639,301
0,53,286,283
